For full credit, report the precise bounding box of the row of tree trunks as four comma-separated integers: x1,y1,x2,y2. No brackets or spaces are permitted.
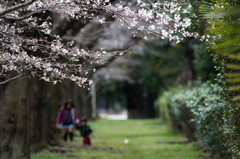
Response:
0,78,92,159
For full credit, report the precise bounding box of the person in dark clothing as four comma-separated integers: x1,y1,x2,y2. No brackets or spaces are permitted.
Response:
76,118,92,145
56,99,79,141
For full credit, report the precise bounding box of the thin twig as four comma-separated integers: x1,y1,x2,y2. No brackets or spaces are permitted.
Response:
2,9,48,21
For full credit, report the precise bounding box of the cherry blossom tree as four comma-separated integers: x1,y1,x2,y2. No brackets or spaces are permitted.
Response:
0,1,203,159
0,0,197,87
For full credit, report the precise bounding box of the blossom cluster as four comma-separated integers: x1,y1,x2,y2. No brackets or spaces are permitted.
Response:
104,0,198,42
0,0,197,86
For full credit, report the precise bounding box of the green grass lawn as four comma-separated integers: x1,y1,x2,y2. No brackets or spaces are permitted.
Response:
32,119,212,159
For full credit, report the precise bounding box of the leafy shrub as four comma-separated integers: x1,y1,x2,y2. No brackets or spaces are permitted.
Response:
158,87,196,140
158,82,229,157
157,92,172,126
187,83,228,156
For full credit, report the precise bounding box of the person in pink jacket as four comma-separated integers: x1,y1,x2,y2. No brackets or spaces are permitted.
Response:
56,99,79,141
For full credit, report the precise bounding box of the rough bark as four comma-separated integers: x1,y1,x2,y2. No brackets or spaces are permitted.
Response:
0,78,31,159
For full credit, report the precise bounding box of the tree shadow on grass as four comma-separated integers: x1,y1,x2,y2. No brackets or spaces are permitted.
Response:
157,140,190,144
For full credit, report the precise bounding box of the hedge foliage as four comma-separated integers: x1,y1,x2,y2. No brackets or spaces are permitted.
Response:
157,82,230,158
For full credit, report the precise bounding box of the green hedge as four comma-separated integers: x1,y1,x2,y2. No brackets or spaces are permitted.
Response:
224,105,240,159
157,82,229,158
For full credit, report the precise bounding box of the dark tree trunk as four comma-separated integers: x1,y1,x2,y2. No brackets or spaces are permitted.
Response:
0,79,31,159
76,87,92,119
179,39,197,84
30,81,58,151
126,84,144,118
142,93,156,118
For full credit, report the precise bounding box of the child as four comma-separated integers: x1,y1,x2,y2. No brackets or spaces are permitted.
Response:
56,99,79,141
76,118,92,145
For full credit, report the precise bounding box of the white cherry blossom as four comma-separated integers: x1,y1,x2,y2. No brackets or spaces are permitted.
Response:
0,0,198,86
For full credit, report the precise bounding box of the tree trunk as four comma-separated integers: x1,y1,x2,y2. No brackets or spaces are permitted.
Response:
126,84,144,119
91,82,97,119
179,39,196,84
0,79,30,159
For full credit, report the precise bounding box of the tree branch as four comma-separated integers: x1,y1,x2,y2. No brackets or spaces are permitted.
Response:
0,74,23,85
2,9,48,21
0,0,36,17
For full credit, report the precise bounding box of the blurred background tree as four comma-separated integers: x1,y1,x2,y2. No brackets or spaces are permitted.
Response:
94,38,217,118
